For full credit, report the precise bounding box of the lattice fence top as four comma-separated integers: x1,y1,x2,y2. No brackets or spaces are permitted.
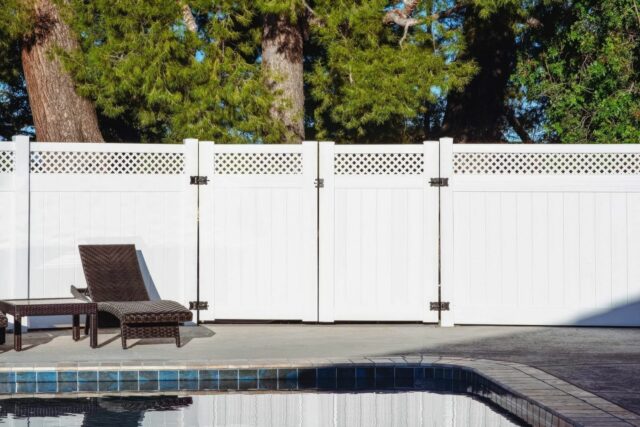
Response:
334,152,424,175
0,150,14,173
214,152,303,175
30,150,184,174
453,151,640,175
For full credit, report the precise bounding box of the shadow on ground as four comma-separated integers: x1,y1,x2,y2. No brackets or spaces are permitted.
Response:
386,326,640,415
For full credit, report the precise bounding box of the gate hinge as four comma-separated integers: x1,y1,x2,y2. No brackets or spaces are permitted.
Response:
190,176,209,185
314,178,325,189
430,302,450,311
429,178,449,187
189,301,209,310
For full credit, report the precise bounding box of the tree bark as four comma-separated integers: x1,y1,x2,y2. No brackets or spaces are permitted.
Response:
441,6,516,142
21,0,104,142
262,13,305,143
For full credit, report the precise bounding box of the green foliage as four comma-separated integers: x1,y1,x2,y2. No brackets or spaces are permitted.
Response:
254,0,303,19
65,0,285,143
2,0,638,143
512,0,640,143
307,0,477,143
61,0,482,143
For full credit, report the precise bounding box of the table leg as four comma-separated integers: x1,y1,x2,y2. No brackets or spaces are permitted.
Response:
14,315,21,352
72,315,80,341
89,313,97,348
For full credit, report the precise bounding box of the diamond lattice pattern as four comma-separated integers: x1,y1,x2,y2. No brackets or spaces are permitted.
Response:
30,151,184,174
214,152,303,175
334,153,424,175
0,151,14,173
453,152,640,175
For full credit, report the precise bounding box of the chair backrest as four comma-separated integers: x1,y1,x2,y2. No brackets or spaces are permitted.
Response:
78,244,150,302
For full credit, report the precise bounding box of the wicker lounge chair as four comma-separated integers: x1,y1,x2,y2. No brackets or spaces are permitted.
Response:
0,313,6,345
72,244,192,349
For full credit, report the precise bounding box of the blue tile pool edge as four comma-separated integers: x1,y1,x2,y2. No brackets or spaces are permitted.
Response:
0,363,604,427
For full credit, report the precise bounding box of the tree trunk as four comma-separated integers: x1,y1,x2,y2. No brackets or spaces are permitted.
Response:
262,13,305,143
21,0,104,142
441,6,516,143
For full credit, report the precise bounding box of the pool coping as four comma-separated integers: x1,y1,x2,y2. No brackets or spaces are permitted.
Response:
0,357,638,427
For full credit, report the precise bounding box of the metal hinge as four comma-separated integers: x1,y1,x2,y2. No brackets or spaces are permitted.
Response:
190,176,209,185
430,302,450,311
314,178,325,189
429,178,449,187
189,301,209,310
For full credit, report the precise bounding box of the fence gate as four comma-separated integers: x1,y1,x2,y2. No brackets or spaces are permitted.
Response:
318,142,440,322
198,142,318,321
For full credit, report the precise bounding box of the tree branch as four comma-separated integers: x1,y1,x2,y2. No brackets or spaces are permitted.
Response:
178,1,197,33
383,3,466,45
429,4,467,21
302,0,326,27
383,0,420,26
633,0,640,27
302,0,318,17
525,17,543,28
505,109,533,143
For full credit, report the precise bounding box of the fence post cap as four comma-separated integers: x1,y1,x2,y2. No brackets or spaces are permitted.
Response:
11,135,30,143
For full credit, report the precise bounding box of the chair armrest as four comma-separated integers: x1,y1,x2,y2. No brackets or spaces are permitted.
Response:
70,285,91,301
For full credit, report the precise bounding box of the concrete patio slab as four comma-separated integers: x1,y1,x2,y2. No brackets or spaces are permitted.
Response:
1,324,639,419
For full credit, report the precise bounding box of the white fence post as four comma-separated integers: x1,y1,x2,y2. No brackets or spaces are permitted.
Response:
423,140,440,323
318,141,335,322
197,140,215,319
439,137,455,327
302,140,319,322
12,135,29,301
183,138,199,321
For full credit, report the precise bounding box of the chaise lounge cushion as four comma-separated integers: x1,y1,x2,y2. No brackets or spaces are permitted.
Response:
98,300,192,324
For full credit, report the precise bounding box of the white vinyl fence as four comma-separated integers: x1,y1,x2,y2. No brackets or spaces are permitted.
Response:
1,136,198,328
2,135,640,327
442,140,640,326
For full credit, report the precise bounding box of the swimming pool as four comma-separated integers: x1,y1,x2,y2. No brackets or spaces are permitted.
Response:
0,392,525,426
0,364,561,426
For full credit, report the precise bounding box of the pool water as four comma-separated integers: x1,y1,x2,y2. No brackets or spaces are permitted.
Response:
0,392,525,426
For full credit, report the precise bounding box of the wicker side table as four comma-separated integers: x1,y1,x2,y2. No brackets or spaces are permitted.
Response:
0,298,97,351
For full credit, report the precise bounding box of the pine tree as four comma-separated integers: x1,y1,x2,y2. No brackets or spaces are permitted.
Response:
65,0,285,143
4,1,636,144
307,0,477,143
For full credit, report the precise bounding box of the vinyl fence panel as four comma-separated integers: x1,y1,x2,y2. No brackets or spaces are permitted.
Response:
0,138,29,302
198,141,318,321
318,142,440,322
443,142,640,326
26,141,198,327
